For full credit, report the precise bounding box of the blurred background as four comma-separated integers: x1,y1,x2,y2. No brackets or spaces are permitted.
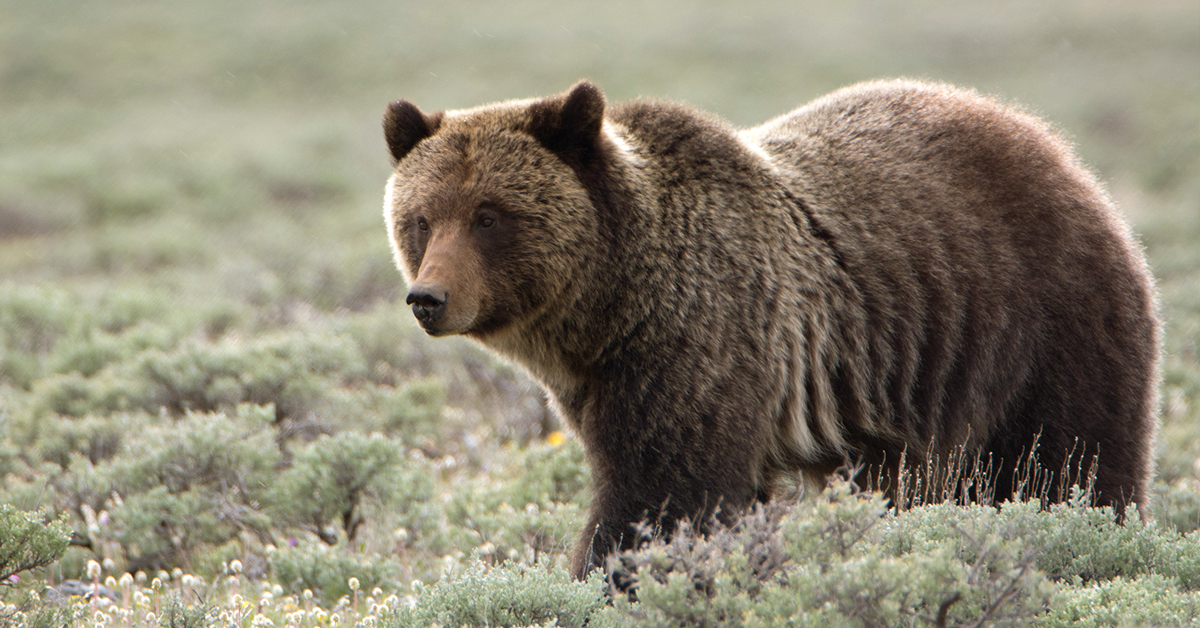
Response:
1,0,1195,288
0,0,1197,591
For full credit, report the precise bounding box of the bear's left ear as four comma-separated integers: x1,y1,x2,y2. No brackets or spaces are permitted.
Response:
383,100,444,165
528,80,606,161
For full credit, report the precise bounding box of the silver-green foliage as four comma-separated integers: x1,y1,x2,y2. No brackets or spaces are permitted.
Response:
381,561,606,628
271,431,433,544
0,506,71,582
581,480,1200,628
269,542,403,607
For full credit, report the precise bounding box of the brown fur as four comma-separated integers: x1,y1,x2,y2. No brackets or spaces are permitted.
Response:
381,79,1160,579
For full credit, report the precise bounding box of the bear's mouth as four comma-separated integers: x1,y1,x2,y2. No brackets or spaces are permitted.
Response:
418,323,453,337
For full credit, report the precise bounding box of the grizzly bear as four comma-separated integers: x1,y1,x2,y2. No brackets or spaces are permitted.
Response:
381,79,1160,579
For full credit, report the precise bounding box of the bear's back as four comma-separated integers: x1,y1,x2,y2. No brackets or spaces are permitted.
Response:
741,80,1158,499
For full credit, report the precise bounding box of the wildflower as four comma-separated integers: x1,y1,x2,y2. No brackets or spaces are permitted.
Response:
348,577,360,591
82,505,100,536
546,430,567,446
230,559,243,574
102,558,116,573
87,561,102,580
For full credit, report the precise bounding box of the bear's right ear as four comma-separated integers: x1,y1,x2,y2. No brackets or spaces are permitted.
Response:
383,100,444,165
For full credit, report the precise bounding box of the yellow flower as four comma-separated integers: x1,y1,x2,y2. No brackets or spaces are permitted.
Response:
545,431,567,446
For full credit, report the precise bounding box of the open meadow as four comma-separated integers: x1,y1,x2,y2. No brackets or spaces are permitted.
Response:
1,1,1198,626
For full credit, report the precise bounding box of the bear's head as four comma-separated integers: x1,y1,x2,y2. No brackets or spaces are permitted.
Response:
382,81,610,339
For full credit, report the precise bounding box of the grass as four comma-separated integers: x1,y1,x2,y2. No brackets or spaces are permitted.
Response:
0,0,1198,626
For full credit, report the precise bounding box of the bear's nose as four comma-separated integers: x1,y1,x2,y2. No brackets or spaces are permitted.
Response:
406,285,448,324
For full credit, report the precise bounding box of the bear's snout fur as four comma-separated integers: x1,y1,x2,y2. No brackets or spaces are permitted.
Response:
382,79,1161,580
405,226,486,336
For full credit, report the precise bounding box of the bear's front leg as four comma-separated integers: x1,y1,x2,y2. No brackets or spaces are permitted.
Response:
568,423,765,581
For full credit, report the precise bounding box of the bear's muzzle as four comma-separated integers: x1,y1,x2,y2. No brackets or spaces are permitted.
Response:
406,284,448,331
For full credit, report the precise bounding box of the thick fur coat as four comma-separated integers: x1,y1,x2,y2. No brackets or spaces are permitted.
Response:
381,79,1160,578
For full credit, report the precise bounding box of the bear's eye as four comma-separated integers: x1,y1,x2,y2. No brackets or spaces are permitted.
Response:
416,217,429,232
478,215,496,229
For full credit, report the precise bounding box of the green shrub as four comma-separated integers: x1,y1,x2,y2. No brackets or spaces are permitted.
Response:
594,482,1051,628
1155,478,1200,535
23,413,134,468
98,407,281,572
0,505,71,582
417,442,588,567
28,371,143,419
157,594,218,628
929,497,1200,590
136,331,368,419
270,541,402,606
271,432,432,544
0,591,87,628
372,377,447,438
382,561,605,628
1045,574,1200,628
0,286,78,388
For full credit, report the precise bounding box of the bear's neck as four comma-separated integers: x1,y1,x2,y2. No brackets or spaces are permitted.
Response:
482,107,861,440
